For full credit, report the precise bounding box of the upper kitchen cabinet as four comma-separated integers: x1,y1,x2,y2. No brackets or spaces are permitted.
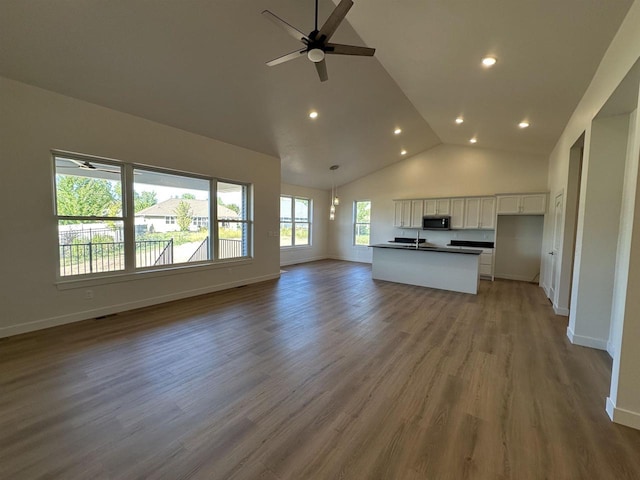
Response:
450,198,465,229
464,196,496,229
424,198,451,216
496,193,547,215
393,200,423,228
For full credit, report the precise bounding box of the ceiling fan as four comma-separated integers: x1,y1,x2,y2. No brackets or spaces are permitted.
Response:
262,0,375,82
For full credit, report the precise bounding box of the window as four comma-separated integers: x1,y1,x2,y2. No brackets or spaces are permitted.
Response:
217,181,250,259
280,196,311,247
53,153,252,278
133,168,211,267
55,157,125,276
354,200,371,246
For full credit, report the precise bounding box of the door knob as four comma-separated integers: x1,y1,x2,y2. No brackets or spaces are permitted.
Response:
548,252,554,255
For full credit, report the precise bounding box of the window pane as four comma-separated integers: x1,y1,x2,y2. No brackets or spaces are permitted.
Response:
280,222,292,246
217,182,248,259
280,197,292,222
218,221,246,259
133,169,210,266
355,224,370,246
294,223,309,245
58,220,125,276
356,201,371,223
218,182,246,220
55,157,122,218
294,198,309,222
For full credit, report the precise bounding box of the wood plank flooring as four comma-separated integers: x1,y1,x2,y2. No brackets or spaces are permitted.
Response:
2,260,640,479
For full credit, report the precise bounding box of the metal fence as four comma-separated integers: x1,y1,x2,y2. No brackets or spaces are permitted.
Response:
188,237,209,262
59,239,173,276
219,238,243,259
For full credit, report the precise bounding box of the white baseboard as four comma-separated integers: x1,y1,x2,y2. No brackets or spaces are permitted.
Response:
280,255,328,267
0,272,281,339
566,326,608,351
606,397,640,430
328,254,372,264
494,273,539,282
542,282,551,297
553,305,570,316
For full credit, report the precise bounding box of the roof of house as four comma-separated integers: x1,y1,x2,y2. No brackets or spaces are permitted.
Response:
135,198,239,219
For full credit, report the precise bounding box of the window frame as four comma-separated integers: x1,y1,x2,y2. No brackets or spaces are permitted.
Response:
353,200,372,246
279,195,312,248
53,150,253,283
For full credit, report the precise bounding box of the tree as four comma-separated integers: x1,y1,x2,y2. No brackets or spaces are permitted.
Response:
175,200,193,231
134,191,157,212
56,175,121,221
181,193,196,200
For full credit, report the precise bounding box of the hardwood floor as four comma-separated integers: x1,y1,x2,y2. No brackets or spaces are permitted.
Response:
2,260,640,479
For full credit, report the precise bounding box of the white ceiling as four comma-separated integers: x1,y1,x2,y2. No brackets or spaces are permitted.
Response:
0,1,633,189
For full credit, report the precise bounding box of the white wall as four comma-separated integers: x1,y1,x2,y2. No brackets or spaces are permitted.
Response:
0,77,281,338
280,183,330,266
329,143,548,262
544,0,640,429
567,115,629,350
494,216,544,282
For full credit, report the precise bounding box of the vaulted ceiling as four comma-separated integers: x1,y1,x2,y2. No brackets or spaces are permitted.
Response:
0,0,633,189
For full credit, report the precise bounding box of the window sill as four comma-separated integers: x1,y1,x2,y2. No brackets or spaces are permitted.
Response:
56,257,253,290
280,245,313,250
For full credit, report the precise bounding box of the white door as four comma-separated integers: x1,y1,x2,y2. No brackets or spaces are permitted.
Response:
550,193,563,301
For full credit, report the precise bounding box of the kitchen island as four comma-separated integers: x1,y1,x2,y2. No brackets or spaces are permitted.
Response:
370,244,481,294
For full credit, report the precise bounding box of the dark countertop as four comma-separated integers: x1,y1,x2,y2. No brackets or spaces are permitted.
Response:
448,240,495,248
370,244,482,255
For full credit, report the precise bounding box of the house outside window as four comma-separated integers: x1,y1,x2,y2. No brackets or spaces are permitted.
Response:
280,196,311,247
354,200,371,246
54,153,251,278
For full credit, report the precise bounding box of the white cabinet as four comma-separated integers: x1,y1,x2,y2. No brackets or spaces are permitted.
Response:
479,248,494,278
393,200,422,228
424,198,451,216
450,198,465,229
496,193,547,215
410,200,424,227
464,197,495,229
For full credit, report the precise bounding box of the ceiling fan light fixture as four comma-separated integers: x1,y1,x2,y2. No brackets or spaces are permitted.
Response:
401,149,407,155
455,117,464,124
394,128,402,135
519,121,530,129
309,110,318,119
307,48,325,63
470,137,478,144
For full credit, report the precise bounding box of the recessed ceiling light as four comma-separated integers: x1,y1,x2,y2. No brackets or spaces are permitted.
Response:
401,149,407,155
309,111,318,119
518,121,530,129
394,128,402,135
455,117,464,124
482,56,497,67
470,138,477,144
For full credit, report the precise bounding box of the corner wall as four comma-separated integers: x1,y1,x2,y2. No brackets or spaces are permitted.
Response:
280,183,330,266
0,77,281,338
544,0,640,429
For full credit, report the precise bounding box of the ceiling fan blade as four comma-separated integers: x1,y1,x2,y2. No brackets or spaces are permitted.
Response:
317,0,353,43
266,49,307,66
262,10,309,43
315,59,328,82
325,43,375,56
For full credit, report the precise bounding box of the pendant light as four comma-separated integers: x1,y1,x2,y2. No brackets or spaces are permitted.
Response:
329,164,339,220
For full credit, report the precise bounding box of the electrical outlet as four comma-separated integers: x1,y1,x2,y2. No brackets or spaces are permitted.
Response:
85,289,94,299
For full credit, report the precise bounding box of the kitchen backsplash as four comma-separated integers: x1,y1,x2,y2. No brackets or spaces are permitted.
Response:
394,228,495,247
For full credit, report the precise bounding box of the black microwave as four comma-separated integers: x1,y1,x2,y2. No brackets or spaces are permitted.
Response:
423,216,451,230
